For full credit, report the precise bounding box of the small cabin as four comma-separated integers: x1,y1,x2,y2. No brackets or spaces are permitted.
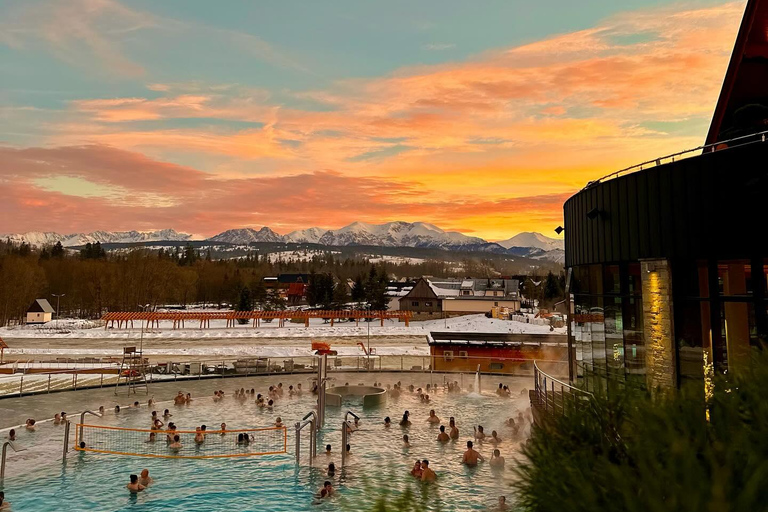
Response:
26,299,54,324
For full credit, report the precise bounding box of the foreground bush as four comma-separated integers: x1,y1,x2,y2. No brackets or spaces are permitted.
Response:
514,354,768,512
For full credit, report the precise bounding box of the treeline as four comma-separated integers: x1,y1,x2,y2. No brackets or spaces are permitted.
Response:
0,241,434,326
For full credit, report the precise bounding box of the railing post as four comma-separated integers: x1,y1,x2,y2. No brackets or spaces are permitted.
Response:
295,422,301,464
48,374,52,393
19,375,23,397
63,420,71,460
543,377,548,412
341,422,348,467
1,442,8,480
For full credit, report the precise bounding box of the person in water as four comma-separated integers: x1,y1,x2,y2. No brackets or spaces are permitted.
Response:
325,444,332,456
449,417,459,440
126,474,146,493
427,409,440,424
462,441,485,466
384,417,391,428
402,435,410,448
169,435,183,450
498,496,508,511
490,449,505,468
489,430,502,444
400,411,411,427
410,460,423,479
0,491,9,510
420,459,437,482
319,481,334,498
138,469,153,487
437,425,450,443
327,463,336,477
475,425,486,441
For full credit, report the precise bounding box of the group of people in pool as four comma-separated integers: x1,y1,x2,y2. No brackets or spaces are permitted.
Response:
125,469,154,493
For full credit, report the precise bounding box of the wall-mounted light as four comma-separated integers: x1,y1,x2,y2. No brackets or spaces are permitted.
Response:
586,207,600,219
554,226,564,235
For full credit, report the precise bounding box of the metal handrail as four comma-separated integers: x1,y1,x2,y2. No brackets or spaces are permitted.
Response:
533,361,592,416
295,411,318,464
341,410,360,467
584,129,768,189
78,410,102,444
1,440,25,480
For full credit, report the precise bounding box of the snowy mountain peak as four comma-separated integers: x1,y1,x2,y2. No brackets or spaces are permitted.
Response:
495,232,564,251
207,227,282,244
2,229,192,247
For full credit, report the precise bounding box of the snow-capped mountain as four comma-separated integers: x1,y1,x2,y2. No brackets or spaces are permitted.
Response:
316,221,488,249
3,229,192,247
283,227,327,244
495,232,564,251
207,227,282,244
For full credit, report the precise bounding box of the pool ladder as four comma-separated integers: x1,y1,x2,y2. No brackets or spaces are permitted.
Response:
295,411,318,464
0,440,25,481
341,410,359,468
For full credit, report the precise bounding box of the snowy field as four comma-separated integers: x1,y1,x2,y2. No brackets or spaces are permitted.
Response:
0,314,564,340
265,249,341,262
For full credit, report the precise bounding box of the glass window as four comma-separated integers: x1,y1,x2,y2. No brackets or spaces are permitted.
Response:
719,301,757,373
675,301,712,383
622,297,645,379
718,260,752,296
604,297,624,371
627,263,642,296
604,265,621,294
412,301,419,307
443,350,454,361
675,260,710,298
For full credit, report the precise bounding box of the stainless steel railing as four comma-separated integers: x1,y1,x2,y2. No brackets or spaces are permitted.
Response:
0,441,25,480
341,410,359,468
533,361,592,416
295,411,318,465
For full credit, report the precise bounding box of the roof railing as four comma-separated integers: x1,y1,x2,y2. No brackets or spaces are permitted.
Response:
584,129,768,190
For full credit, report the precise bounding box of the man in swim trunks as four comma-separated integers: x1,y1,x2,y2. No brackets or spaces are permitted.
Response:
462,441,485,466
169,435,183,450
427,410,440,424
490,449,505,468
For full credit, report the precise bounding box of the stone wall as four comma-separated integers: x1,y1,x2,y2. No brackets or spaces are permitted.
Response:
641,259,676,392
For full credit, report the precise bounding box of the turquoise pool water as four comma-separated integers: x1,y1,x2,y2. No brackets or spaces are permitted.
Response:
1,373,531,511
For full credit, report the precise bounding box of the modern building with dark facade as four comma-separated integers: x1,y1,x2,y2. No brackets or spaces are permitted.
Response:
563,0,768,393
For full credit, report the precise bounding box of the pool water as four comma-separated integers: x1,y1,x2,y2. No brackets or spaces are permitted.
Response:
1,373,532,511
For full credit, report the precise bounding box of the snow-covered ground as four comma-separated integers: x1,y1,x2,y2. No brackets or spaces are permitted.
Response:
0,314,564,340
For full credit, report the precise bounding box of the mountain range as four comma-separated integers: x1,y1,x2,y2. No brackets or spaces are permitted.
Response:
3,222,564,262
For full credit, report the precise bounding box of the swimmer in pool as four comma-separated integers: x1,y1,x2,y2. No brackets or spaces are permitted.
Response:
325,444,332,456
489,449,505,468
220,422,227,436
53,413,61,425
427,410,440,424
275,417,284,428
400,411,411,427
194,427,204,444
384,417,391,428
402,435,410,448
410,460,422,479
475,425,486,441
0,491,9,510
420,459,437,482
489,430,501,444
145,432,156,443
7,429,15,441
25,419,36,431
139,469,153,487
462,441,485,466
126,474,145,493
169,435,183,450
327,463,336,477
498,496,508,510
437,425,450,443
449,417,459,440
318,481,333,498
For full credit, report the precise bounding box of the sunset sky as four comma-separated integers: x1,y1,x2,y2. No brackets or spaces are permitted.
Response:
0,0,745,241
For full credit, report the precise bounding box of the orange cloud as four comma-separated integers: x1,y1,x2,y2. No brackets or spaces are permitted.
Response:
7,1,745,239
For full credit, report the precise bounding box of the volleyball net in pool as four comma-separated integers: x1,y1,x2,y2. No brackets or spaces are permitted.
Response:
74,424,288,459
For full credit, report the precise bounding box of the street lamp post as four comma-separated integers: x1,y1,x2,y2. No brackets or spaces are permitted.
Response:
51,293,65,320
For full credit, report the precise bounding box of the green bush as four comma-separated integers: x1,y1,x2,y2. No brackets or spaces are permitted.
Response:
514,353,768,512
